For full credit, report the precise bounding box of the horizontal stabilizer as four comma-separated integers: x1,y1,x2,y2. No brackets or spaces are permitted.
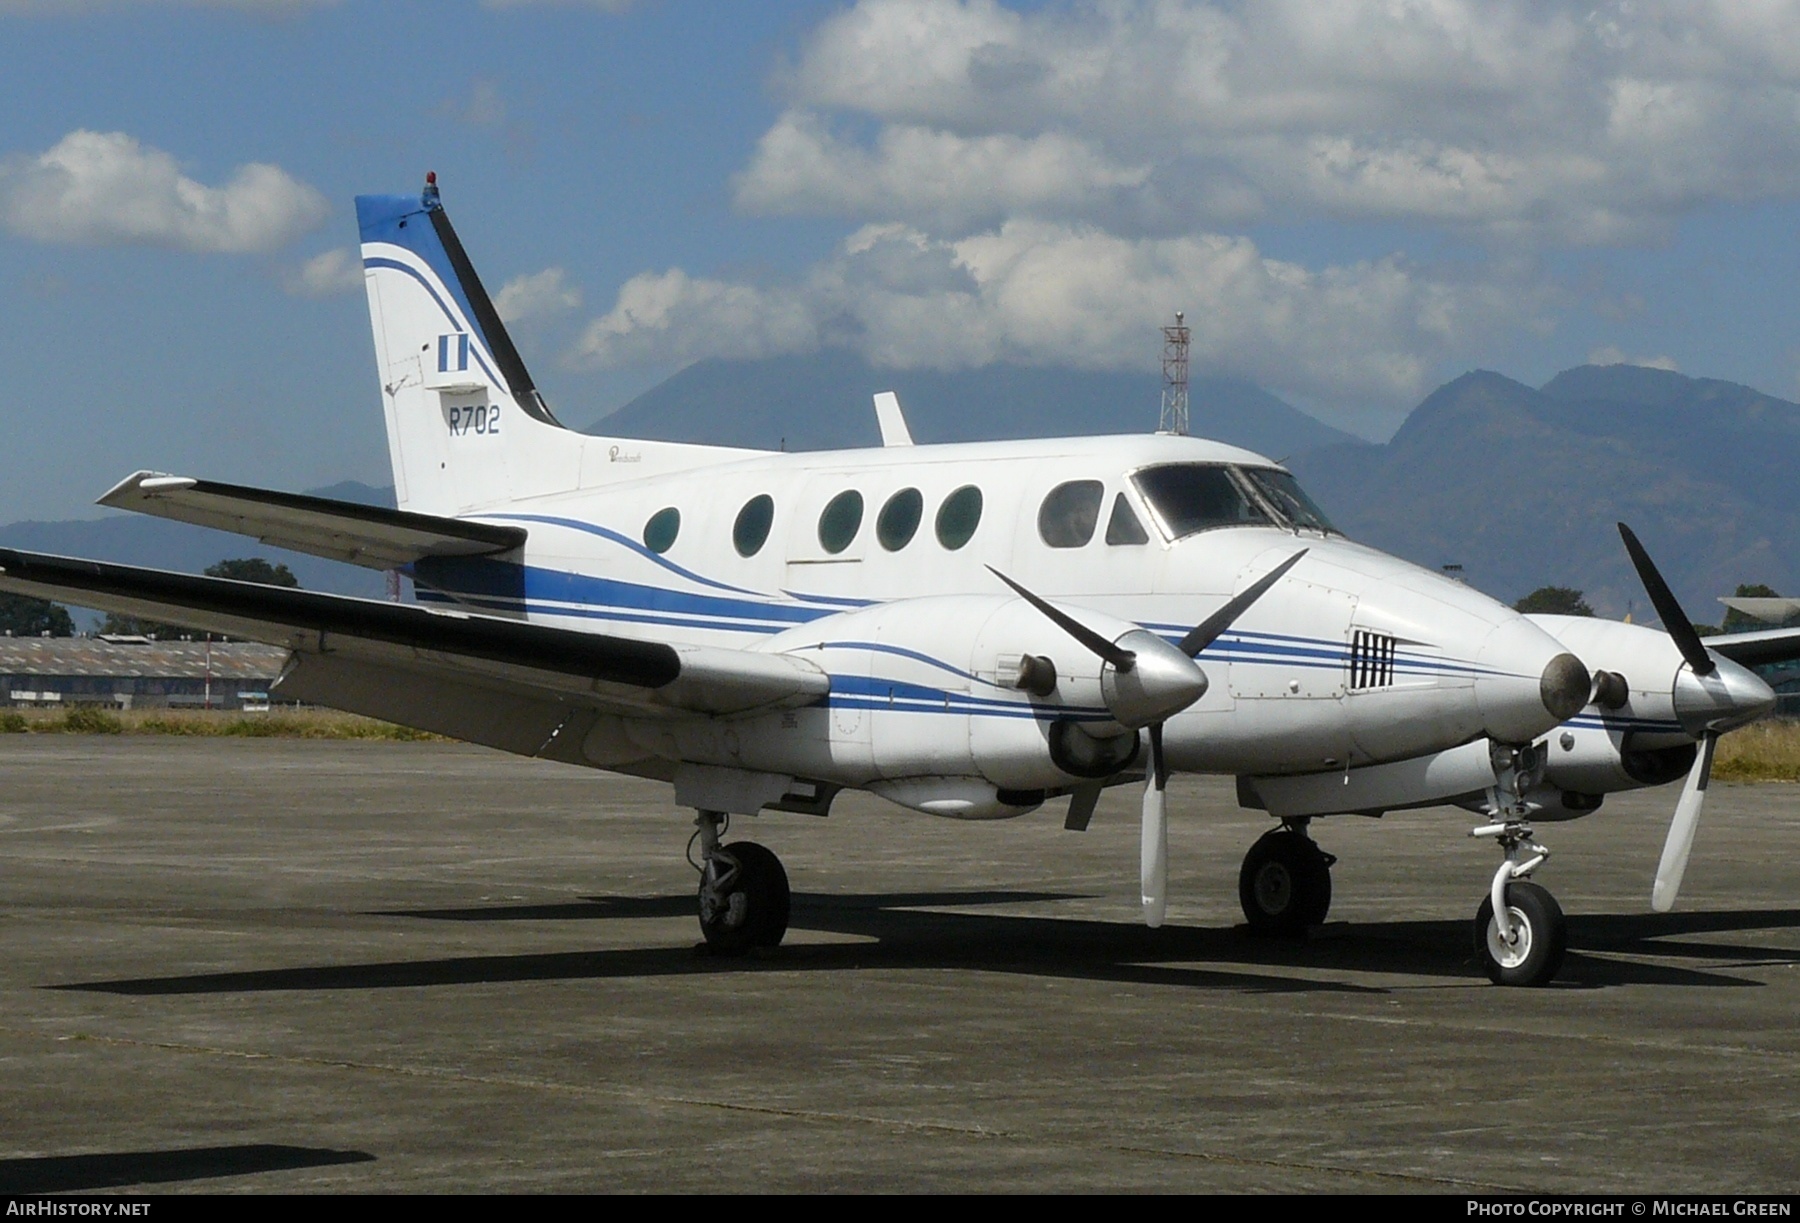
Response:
0,548,828,720
98,472,527,570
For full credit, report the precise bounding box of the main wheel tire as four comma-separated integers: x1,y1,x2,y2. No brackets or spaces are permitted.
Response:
698,840,790,956
1474,880,1566,987
1238,829,1332,935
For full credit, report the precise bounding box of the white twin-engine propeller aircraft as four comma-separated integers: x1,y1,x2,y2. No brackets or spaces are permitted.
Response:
4,176,1796,987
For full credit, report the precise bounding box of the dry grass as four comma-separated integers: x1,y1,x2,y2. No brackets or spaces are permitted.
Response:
0,707,441,740
1714,719,1800,782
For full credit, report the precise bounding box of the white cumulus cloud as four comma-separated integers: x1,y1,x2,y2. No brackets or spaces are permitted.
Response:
735,110,1152,230
746,0,1800,243
574,221,1533,413
0,130,328,253
285,247,363,296
494,267,582,323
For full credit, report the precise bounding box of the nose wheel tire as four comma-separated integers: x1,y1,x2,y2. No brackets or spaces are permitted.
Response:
1238,829,1333,935
1474,880,1566,986
698,841,790,956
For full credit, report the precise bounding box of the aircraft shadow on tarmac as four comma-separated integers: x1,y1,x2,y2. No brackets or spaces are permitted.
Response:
0,1144,374,1194
50,892,1800,998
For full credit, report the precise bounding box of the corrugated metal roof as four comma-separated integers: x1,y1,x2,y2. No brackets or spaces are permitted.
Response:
0,638,287,680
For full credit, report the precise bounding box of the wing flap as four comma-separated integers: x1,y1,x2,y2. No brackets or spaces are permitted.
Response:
0,548,827,720
98,471,527,569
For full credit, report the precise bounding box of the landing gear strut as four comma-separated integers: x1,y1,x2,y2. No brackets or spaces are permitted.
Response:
1469,741,1567,986
691,811,790,955
1238,822,1334,935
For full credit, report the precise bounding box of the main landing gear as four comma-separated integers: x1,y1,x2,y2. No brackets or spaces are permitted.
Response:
691,811,790,956
1238,821,1335,935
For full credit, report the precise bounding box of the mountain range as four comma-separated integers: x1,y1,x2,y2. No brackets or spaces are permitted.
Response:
583,350,1359,460
6,356,1792,625
1287,365,1800,619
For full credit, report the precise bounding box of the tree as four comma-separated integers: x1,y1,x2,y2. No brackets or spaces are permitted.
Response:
205,558,298,587
1513,586,1593,616
100,557,300,639
0,593,75,637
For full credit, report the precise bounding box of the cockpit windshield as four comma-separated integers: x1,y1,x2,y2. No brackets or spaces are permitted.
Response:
1131,464,1270,540
1130,463,1339,540
1243,467,1337,534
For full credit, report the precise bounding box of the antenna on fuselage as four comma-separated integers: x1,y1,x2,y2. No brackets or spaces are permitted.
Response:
1158,311,1189,436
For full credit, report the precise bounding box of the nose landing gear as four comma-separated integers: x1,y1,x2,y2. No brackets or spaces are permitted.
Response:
692,811,790,956
1470,744,1568,986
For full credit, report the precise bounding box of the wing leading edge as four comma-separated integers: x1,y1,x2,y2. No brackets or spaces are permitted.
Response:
0,548,827,722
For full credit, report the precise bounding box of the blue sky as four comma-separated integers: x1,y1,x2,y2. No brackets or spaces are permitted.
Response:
6,0,1800,523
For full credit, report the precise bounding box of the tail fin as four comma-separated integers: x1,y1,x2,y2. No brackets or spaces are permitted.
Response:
357,176,576,514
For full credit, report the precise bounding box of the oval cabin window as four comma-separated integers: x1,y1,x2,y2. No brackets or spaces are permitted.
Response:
817,490,864,555
642,507,680,554
877,488,923,551
733,494,775,557
935,485,983,550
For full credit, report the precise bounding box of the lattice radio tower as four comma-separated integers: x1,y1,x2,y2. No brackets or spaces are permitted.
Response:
1158,310,1190,435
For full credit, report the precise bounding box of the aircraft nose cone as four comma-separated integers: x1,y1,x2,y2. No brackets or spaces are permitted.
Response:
1540,651,1592,722
1674,655,1776,735
1476,617,1588,744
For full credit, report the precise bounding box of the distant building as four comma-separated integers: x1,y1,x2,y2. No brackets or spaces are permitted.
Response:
0,636,288,710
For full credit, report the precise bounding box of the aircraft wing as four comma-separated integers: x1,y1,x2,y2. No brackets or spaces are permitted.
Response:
97,471,526,570
0,548,827,722
1708,627,1800,669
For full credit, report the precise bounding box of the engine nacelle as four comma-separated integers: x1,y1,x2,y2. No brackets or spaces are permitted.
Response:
702,593,1165,816
1539,721,1698,796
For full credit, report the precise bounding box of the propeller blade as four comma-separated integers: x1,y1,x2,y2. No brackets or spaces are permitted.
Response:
988,566,1136,671
1177,550,1308,658
1141,723,1169,927
1652,730,1717,912
1617,524,1715,677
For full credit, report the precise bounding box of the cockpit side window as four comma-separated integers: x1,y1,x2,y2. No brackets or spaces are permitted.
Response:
1130,464,1271,540
1243,467,1338,534
1038,480,1104,548
1104,492,1149,545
